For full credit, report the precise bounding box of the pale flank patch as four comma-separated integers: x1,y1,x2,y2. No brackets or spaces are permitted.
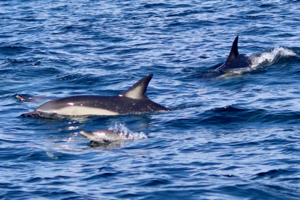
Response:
37,106,119,116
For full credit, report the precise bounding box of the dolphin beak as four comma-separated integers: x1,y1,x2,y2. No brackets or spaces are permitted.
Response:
79,131,94,139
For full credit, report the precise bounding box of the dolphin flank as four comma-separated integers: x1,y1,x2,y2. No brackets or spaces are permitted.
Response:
21,74,170,117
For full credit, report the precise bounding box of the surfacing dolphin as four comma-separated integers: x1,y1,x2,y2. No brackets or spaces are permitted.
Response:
208,36,253,76
21,74,170,118
80,129,147,144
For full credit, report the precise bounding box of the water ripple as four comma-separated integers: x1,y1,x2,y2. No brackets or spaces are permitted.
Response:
1,0,300,199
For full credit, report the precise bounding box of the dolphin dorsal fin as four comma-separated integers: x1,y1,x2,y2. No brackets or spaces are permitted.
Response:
225,36,239,63
120,74,153,99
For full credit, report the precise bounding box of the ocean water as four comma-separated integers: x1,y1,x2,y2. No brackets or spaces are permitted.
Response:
1,0,300,199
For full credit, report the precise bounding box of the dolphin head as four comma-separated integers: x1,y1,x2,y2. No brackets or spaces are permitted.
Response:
80,129,121,143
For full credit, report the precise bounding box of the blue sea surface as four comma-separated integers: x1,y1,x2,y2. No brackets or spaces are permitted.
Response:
1,0,300,199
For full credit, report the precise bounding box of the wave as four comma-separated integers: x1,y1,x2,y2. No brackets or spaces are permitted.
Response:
250,47,297,68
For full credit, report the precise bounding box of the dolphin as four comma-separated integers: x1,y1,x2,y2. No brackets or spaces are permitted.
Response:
80,129,146,143
21,74,170,117
213,36,252,74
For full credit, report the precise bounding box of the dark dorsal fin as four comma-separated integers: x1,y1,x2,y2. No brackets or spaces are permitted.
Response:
225,36,239,63
120,74,153,99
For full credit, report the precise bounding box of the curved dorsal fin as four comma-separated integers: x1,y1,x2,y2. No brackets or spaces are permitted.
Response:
225,36,239,63
120,74,153,99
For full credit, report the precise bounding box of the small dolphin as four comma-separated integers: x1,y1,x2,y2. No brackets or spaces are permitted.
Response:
80,129,147,143
21,74,170,117
214,36,252,74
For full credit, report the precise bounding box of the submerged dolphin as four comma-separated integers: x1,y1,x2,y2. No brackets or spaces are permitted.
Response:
213,36,252,74
21,74,170,117
80,129,146,143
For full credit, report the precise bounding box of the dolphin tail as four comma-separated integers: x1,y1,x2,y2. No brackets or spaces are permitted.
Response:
16,95,32,102
225,36,239,63
16,94,46,102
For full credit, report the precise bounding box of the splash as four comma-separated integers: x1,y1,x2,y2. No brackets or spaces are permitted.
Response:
220,47,297,77
109,122,148,140
250,47,296,68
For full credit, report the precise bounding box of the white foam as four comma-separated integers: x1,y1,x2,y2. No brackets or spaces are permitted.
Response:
220,47,297,77
250,47,296,68
109,123,148,140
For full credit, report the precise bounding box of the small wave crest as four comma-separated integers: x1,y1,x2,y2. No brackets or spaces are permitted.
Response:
250,47,296,68
109,123,148,140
